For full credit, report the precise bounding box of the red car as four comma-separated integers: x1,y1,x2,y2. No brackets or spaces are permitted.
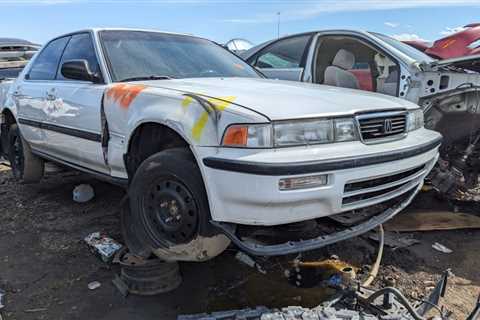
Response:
404,23,480,59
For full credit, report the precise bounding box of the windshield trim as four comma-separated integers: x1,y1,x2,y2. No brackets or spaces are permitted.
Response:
98,30,263,83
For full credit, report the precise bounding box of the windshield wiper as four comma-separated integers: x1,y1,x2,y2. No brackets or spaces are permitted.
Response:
118,75,173,82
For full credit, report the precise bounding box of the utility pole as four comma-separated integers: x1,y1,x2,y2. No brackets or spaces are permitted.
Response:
277,12,281,38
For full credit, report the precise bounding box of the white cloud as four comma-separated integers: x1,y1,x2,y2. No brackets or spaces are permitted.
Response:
439,26,467,36
385,22,399,28
219,0,480,24
392,33,428,42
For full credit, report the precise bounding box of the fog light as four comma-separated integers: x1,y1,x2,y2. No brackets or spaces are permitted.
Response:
279,174,328,190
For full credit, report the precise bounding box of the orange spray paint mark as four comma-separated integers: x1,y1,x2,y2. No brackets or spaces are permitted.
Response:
106,84,147,109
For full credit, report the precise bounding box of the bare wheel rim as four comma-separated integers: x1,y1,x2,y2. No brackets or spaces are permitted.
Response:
141,178,199,245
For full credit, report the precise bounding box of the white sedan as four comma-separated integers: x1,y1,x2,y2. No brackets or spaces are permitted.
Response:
0,28,441,261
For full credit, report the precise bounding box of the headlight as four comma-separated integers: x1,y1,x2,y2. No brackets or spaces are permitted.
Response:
407,109,424,132
274,119,334,147
222,118,359,148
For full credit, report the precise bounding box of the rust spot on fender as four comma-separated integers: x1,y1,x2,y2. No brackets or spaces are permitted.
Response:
106,84,147,109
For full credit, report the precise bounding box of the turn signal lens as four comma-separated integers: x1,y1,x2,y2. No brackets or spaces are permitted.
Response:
223,125,248,146
279,174,328,190
222,124,272,148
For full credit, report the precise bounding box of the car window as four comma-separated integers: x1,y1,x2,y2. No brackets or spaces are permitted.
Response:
100,31,260,81
57,33,101,81
27,36,70,80
254,35,311,69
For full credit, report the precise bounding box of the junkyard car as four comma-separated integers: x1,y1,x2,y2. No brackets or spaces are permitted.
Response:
0,38,38,79
0,38,39,108
0,29,441,261
242,30,480,197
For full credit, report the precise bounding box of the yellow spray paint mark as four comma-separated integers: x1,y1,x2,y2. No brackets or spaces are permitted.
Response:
190,96,236,141
181,96,194,111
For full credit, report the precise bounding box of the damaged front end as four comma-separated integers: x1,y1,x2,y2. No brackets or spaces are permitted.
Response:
415,59,480,200
212,184,419,257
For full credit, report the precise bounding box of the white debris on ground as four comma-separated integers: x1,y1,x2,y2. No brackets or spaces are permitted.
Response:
88,281,101,290
432,242,453,254
73,184,95,203
84,232,122,263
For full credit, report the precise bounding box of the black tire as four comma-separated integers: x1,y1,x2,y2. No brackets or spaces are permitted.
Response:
8,124,44,183
128,148,230,262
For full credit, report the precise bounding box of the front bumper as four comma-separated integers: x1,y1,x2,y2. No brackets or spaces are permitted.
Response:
198,128,441,226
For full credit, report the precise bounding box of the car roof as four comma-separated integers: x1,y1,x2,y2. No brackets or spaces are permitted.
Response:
0,38,39,47
48,28,202,43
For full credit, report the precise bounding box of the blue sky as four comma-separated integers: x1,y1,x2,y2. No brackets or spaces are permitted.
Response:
1,0,480,45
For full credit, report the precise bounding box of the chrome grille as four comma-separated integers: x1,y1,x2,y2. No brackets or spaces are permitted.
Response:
357,111,407,142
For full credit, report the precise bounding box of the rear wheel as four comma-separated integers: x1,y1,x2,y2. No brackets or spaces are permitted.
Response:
8,124,44,183
128,148,230,262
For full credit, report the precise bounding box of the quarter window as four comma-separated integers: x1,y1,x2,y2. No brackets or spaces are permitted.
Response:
27,36,70,80
254,35,311,69
57,33,101,80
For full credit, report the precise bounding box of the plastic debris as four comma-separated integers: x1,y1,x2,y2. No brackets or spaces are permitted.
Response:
235,252,267,274
73,184,95,203
84,232,122,263
88,281,101,290
0,288,4,309
432,242,453,254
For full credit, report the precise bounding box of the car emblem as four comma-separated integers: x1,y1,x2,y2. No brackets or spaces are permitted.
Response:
384,119,393,133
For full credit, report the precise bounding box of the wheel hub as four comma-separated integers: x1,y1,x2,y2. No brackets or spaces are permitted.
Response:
143,179,199,244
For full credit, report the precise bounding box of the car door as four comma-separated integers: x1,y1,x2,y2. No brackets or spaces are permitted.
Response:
247,34,313,81
45,32,109,174
16,36,70,152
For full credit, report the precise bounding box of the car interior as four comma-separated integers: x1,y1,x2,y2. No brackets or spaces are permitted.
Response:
313,36,399,96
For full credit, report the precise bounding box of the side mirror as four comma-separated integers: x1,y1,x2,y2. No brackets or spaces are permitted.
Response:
61,59,101,83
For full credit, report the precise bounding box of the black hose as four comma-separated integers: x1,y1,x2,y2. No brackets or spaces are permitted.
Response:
364,287,425,320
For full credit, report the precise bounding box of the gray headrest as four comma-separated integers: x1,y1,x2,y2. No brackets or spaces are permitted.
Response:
332,49,355,70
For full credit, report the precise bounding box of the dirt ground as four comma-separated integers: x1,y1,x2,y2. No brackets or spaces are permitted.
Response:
0,163,478,320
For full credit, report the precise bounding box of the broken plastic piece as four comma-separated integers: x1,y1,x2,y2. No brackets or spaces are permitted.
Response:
0,288,4,309
88,281,101,290
432,242,453,254
73,184,95,203
235,252,267,274
84,232,122,263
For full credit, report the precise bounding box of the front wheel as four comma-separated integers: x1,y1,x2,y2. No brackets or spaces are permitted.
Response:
8,124,44,183
128,148,230,262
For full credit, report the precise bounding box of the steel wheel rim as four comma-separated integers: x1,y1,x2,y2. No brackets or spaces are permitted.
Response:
142,178,199,244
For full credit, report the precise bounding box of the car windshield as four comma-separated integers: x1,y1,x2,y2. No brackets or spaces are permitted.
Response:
100,30,261,82
369,32,435,63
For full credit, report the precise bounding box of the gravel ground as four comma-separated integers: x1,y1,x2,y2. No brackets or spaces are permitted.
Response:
0,163,478,320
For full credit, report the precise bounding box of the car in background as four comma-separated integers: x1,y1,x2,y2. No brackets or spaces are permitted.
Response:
404,23,480,59
0,28,440,262
224,38,254,54
0,38,39,79
241,30,480,198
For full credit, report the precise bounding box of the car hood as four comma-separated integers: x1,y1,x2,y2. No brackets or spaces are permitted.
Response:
428,54,480,72
138,77,416,121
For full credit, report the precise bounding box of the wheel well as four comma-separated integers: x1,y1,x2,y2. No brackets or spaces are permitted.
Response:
1,109,16,156
126,123,190,177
